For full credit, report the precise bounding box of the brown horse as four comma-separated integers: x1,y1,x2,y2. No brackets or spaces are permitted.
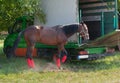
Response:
12,22,89,68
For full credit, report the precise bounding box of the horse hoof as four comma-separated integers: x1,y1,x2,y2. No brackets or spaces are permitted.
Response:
58,67,64,70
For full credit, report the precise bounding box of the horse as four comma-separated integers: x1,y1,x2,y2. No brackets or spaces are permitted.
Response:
11,22,89,69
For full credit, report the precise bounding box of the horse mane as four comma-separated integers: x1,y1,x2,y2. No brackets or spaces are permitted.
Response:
52,25,61,30
61,24,79,36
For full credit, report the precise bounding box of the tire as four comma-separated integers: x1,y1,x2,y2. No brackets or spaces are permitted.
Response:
3,46,13,58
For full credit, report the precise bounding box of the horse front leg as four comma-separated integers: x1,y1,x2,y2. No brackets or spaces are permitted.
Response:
26,45,35,68
54,50,67,69
53,51,61,69
54,44,67,68
53,46,61,68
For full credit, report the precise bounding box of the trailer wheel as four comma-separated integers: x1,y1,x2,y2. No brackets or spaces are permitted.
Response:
3,46,13,58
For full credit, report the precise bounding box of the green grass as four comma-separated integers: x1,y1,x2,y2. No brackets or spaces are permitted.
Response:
1,41,120,83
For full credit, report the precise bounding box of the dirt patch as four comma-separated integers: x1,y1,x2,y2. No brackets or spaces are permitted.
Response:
43,63,59,71
29,58,72,72
34,62,70,72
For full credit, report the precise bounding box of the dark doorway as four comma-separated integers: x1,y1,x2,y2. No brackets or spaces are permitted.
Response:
85,21,101,40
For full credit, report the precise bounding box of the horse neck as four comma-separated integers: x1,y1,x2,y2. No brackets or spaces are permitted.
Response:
62,24,78,38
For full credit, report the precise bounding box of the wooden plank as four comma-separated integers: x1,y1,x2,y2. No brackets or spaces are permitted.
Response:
86,31,120,47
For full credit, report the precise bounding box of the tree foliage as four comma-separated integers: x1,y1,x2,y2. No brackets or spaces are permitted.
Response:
118,0,120,12
0,0,45,31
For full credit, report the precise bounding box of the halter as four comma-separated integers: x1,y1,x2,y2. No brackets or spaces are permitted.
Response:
79,24,85,34
79,23,89,39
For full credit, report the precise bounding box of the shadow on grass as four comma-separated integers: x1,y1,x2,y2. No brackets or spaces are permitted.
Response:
0,40,120,74
1,53,120,74
65,53,120,72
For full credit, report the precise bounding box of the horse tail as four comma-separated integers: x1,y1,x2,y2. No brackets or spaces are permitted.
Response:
11,30,25,56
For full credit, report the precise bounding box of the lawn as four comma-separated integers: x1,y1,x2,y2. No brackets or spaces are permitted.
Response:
0,42,120,83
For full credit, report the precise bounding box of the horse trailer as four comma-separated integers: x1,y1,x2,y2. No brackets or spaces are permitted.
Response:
3,0,120,60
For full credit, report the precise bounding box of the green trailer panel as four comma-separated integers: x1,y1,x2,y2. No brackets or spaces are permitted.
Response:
79,0,118,40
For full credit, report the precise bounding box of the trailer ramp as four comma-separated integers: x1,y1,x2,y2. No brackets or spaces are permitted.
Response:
72,30,120,61
84,30,120,48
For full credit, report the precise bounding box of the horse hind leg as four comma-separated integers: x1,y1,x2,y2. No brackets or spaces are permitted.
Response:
26,58,35,68
26,41,35,68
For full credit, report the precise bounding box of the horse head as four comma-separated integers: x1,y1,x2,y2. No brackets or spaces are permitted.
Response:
78,22,89,41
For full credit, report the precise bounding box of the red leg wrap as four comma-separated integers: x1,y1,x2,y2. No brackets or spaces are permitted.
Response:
30,59,35,68
56,58,60,68
26,58,35,68
62,55,67,63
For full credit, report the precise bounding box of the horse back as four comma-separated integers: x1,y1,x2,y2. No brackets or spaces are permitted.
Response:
24,25,43,42
24,25,68,45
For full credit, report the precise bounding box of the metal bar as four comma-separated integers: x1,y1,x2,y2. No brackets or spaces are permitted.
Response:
78,9,82,46
101,12,105,36
114,0,118,29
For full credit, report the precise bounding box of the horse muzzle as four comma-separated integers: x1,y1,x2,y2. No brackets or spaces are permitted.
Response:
83,34,89,43
83,34,89,40
78,33,89,41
